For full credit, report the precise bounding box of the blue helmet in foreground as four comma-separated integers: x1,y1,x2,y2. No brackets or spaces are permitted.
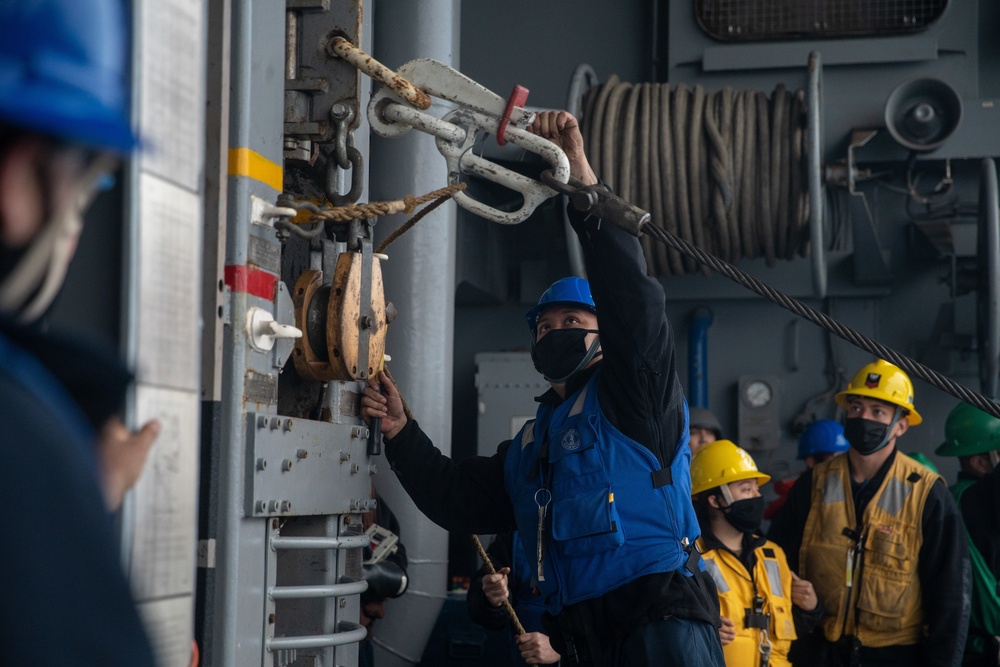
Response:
798,419,849,459
524,276,595,333
0,0,137,151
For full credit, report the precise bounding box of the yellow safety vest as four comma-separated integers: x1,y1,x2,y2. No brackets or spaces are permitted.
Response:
699,537,796,667
800,452,939,647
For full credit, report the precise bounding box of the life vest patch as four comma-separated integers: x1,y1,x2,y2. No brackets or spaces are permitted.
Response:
561,428,582,451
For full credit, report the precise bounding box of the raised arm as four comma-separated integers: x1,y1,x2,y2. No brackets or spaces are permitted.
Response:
529,111,683,465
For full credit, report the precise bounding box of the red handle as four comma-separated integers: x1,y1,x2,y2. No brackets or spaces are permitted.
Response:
497,84,529,146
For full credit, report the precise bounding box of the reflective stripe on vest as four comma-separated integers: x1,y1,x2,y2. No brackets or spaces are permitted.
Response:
801,452,938,647
698,537,796,667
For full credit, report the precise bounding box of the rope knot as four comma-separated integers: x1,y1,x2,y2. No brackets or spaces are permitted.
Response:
402,195,418,215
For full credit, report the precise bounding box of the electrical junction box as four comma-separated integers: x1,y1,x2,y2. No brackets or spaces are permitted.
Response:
737,374,781,451
475,352,548,458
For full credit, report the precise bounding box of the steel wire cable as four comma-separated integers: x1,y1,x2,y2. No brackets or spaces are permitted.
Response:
641,221,1000,418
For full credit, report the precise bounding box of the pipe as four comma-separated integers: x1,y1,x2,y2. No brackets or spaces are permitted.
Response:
688,307,713,408
265,623,367,651
330,37,432,111
807,51,828,298
369,1,459,665
564,64,600,278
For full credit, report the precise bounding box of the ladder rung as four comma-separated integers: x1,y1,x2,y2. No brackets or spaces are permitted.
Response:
267,622,367,651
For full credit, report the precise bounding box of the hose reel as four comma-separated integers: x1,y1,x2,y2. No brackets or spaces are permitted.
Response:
579,77,811,278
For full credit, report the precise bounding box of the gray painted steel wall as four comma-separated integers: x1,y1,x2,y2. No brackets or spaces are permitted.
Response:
449,0,999,515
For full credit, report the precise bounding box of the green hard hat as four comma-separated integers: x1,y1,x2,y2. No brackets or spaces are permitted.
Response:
935,402,1000,457
905,451,940,474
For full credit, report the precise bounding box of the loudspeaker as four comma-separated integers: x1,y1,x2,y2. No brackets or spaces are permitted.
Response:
884,78,963,152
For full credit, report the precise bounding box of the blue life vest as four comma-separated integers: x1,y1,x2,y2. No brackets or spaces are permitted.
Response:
504,371,703,614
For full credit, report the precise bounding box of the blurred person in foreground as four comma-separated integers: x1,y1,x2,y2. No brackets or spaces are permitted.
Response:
0,0,159,663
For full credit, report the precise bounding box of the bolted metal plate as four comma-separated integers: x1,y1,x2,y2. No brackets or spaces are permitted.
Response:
245,412,374,517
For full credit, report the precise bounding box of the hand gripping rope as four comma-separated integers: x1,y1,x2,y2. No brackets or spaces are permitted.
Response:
471,534,538,667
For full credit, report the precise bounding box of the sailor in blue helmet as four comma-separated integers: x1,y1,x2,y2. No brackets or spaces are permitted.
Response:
797,419,850,469
764,420,849,521
0,0,158,664
363,111,724,666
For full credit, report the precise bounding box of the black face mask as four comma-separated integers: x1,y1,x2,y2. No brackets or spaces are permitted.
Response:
722,496,765,534
531,328,600,383
843,417,892,455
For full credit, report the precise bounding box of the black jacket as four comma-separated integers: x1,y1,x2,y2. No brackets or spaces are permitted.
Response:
0,318,156,666
384,203,720,648
961,463,1000,578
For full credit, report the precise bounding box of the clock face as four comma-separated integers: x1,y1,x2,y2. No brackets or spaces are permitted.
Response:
744,380,773,408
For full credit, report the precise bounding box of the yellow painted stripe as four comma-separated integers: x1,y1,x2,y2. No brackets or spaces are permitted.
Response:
228,147,283,192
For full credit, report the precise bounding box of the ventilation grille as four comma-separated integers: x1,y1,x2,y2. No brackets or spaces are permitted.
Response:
696,0,948,42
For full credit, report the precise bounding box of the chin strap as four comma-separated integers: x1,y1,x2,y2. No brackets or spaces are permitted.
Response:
0,152,116,321
719,482,736,506
869,407,903,454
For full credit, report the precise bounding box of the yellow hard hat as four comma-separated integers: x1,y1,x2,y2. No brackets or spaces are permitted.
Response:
690,439,771,496
835,359,922,426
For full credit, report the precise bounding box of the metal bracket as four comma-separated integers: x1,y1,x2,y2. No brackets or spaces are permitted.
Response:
827,128,892,285
284,0,362,145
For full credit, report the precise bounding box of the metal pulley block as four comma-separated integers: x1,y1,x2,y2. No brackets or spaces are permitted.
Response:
291,252,386,382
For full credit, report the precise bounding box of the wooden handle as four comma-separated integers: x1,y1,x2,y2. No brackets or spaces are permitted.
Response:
471,534,528,637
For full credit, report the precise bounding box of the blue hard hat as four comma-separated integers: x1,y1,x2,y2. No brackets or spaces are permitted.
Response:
798,419,849,459
524,276,595,332
0,0,137,152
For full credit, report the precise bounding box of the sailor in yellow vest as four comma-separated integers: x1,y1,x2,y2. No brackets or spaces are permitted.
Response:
692,440,823,667
768,359,970,667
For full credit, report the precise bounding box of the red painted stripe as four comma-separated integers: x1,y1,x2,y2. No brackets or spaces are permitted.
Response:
224,265,277,301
